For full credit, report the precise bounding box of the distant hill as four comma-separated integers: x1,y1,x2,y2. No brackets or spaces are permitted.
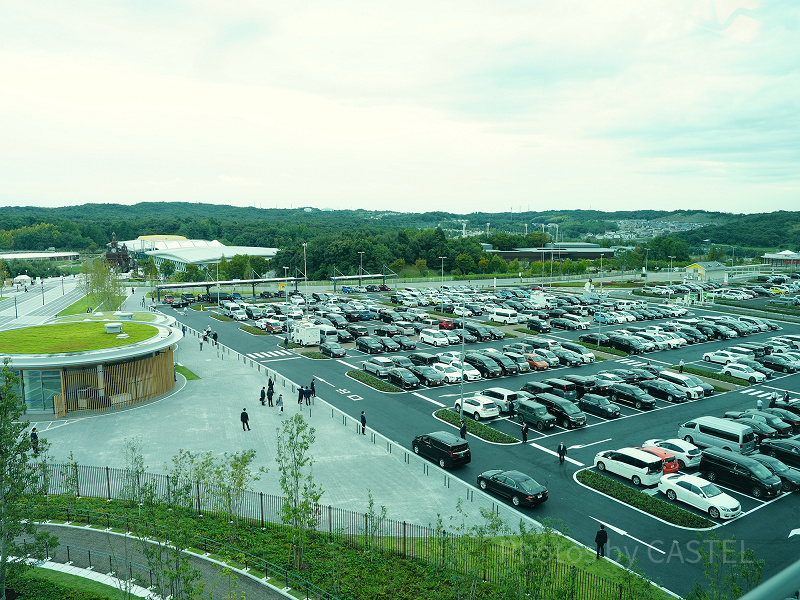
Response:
670,211,800,251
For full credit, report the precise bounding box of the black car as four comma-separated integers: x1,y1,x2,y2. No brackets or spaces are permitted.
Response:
578,393,621,419
750,455,800,492
346,324,369,338
761,408,800,433
389,355,414,369
628,368,657,382
731,418,777,442
337,329,354,343
464,323,493,341
452,329,477,344
605,368,639,383
605,334,644,355
377,336,401,352
387,368,420,389
464,354,502,378
480,352,519,376
607,383,657,410
550,318,578,331
759,439,800,467
171,298,189,308
638,379,688,403
365,284,380,292
477,469,548,507
536,392,587,429
577,333,610,346
320,342,346,358
735,358,774,379
550,348,582,367
756,355,797,374
412,431,471,468
409,365,445,387
391,335,417,350
355,336,383,354
484,325,505,340
526,319,551,333
374,325,402,337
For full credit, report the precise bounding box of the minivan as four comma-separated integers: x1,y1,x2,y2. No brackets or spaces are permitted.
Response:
726,346,756,361
560,375,598,399
408,352,439,366
594,447,664,486
559,342,595,364
520,381,554,396
658,372,705,399
543,378,577,401
464,323,493,342
535,392,586,429
411,431,471,469
737,342,769,357
477,388,521,413
488,307,519,325
420,329,450,347
678,416,756,454
699,447,782,498
526,338,561,351
464,354,502,378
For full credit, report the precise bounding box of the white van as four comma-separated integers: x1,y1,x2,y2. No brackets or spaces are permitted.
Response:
420,328,450,347
594,448,664,486
221,302,240,317
658,372,704,399
615,300,636,311
318,325,339,343
726,346,756,361
678,416,756,454
487,307,519,325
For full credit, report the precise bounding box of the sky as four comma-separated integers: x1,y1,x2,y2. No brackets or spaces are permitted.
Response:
1,0,798,215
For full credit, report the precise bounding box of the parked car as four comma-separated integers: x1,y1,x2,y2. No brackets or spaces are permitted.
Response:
642,438,701,469
464,354,502,378
750,454,800,492
721,364,766,383
550,348,582,367
477,470,548,507
535,393,587,429
356,336,384,354
702,350,744,365
756,355,798,374
759,439,800,467
657,474,741,520
409,365,445,387
607,383,657,410
578,394,621,419
387,368,421,389
412,431,471,468
578,333,611,346
454,396,500,421
638,379,689,403
449,360,482,381
320,342,346,358
526,319,551,333
361,356,394,377
389,355,415,369
639,446,680,474
430,363,463,384
346,324,369,338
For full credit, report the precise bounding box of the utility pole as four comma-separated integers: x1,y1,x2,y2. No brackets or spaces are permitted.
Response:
438,256,447,283
358,251,365,286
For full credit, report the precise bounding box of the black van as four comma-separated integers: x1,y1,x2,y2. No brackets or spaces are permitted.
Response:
699,447,782,498
560,375,597,399
543,378,577,401
412,431,471,468
464,354,502,378
207,291,232,302
464,323,493,342
408,352,438,366
516,399,557,431
535,392,587,429
520,381,554,396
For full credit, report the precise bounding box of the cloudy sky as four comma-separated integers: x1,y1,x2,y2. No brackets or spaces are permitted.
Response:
1,0,798,215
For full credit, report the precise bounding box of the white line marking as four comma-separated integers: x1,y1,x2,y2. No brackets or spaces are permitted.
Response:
569,438,612,450
528,442,584,466
591,517,666,554
337,360,358,369
412,392,445,407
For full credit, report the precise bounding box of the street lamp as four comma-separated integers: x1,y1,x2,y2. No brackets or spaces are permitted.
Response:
668,256,676,285
644,248,649,285
303,242,308,316
599,254,605,293
358,251,365,286
438,256,446,284
41,279,44,305
61,275,65,295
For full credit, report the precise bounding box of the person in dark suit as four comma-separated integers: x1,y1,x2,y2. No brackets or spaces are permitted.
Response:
459,421,467,440
304,386,312,405
240,408,250,431
310,378,316,397
298,386,305,404
260,387,266,406
595,524,608,558
360,411,367,435
521,421,529,443
267,387,274,407
557,441,567,464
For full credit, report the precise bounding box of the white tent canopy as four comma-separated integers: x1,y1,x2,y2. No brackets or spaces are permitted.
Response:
13,274,32,284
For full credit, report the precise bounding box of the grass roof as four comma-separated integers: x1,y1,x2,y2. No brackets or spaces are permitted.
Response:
0,322,159,354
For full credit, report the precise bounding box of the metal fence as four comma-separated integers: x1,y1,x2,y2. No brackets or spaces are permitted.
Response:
33,463,631,598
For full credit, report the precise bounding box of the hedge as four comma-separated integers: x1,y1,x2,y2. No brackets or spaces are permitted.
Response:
8,574,112,600
238,325,269,336
209,313,233,322
669,365,747,387
302,351,328,360
576,470,714,529
576,341,628,357
434,409,518,444
346,369,404,392
514,328,538,336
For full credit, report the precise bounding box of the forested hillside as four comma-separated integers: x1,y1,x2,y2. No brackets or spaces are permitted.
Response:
671,211,800,251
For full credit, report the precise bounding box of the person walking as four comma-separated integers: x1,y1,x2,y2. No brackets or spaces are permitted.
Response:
298,386,305,404
557,441,568,464
30,427,39,455
181,325,187,337
240,408,251,431
267,376,274,393
276,394,284,413
212,331,218,346
756,397,763,411
267,387,274,407
459,420,467,440
304,386,312,405
310,378,316,397
679,359,685,373
521,421,529,444
595,524,608,559
260,387,266,406
770,390,779,408
784,390,791,403
199,336,204,351
360,411,367,435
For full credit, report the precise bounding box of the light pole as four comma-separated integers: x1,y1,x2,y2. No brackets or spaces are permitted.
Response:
303,242,308,316
599,254,605,293
644,248,649,285
438,256,446,284
61,275,65,295
668,256,676,285
41,279,44,305
358,251,365,286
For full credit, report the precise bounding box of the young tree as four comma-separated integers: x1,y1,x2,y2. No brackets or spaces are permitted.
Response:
204,450,266,544
159,260,176,281
143,257,158,285
276,414,324,570
0,359,58,599
80,258,124,311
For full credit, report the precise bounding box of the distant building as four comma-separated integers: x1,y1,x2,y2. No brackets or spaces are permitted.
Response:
0,251,80,262
761,250,800,268
685,261,727,282
486,242,615,263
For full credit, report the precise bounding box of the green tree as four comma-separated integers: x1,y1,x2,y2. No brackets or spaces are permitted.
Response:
478,257,490,273
143,257,158,285
276,414,324,571
205,450,266,543
159,260,176,280
389,258,406,274
249,255,268,278
184,264,204,282
415,258,428,276
686,533,763,600
80,258,124,311
455,253,475,274
0,359,59,598
706,246,726,262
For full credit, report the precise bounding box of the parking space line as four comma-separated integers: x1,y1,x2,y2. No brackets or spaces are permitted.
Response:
412,392,445,407
336,360,358,369
528,442,584,466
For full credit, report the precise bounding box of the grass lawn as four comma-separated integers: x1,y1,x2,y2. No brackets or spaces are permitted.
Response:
58,294,126,316
59,312,156,323
175,365,200,380
17,567,147,599
0,322,159,353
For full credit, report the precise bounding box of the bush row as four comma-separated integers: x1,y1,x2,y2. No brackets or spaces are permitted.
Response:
239,325,269,336
209,313,233,322
302,351,328,360
575,341,628,357
434,409,518,444
576,470,714,529
347,369,403,393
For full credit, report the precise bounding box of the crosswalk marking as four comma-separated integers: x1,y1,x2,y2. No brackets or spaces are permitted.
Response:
247,351,293,360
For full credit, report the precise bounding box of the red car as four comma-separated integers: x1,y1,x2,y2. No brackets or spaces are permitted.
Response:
640,447,680,474
378,284,391,291
438,319,455,330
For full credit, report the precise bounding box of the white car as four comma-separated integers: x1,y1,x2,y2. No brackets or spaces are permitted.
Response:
661,332,687,347
454,396,500,421
449,360,482,381
722,363,766,383
361,357,395,377
431,363,463,384
642,438,702,469
702,350,742,364
453,306,473,317
437,351,464,364
657,474,741,520
443,331,461,345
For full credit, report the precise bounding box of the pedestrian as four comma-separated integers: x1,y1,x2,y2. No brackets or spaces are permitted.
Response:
276,394,284,412
521,421,529,443
86,307,91,314
679,359,685,373
132,287,135,294
30,428,39,455
284,336,289,349
310,378,316,397
240,408,250,431
267,376,274,392
595,524,608,559
756,397,763,411
212,331,218,346
459,420,467,440
557,441,567,464
360,411,367,435
298,386,305,404
770,390,778,408
182,325,187,336
267,387,274,407
260,386,266,406
199,337,203,351
784,391,791,403
304,386,312,405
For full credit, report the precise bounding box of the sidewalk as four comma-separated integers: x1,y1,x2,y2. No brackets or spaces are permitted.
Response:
32,293,539,534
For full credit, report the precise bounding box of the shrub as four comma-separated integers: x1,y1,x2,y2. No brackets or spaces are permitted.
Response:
576,342,628,357
576,470,714,528
209,314,233,322
302,352,328,360
434,409,518,444
346,369,403,392
239,325,269,336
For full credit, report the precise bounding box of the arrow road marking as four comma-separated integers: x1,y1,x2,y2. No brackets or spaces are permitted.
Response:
569,438,612,450
789,528,800,538
314,376,333,387
590,517,666,555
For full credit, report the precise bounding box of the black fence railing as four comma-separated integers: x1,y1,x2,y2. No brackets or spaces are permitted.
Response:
31,463,633,598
